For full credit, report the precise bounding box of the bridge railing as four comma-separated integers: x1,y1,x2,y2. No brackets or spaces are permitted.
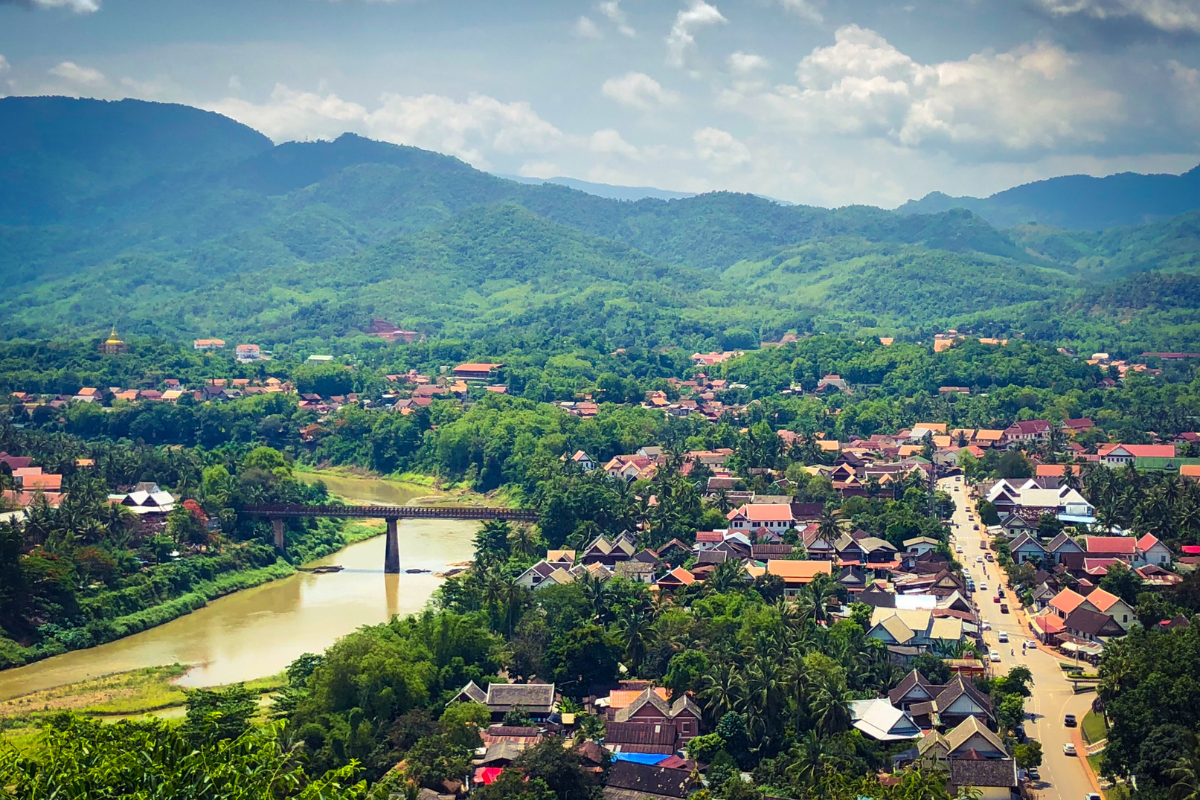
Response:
242,504,538,521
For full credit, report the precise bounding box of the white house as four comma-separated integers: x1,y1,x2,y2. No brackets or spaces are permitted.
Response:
726,504,795,533
1135,534,1172,567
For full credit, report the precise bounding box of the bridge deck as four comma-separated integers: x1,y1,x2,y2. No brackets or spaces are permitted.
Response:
243,504,538,521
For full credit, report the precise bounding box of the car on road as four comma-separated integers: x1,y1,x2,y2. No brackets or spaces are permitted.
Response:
1026,767,1039,781
982,622,991,631
973,524,979,530
1064,713,1077,727
976,556,983,562
979,583,987,592
1085,793,1101,800
1064,743,1076,756
956,545,963,553
990,651,1002,663
1001,603,1010,614
986,553,995,562
998,631,1009,643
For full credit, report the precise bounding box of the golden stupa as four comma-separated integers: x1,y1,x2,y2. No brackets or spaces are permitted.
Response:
99,326,130,355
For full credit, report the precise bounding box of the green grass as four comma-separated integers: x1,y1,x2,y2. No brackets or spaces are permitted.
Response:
0,664,288,753
1082,710,1108,745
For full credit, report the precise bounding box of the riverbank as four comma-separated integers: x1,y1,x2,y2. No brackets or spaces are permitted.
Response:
0,515,478,702
0,517,385,673
0,664,286,751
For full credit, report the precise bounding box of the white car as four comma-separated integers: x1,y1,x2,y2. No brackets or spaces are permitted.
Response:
990,652,1002,663
976,556,984,563
979,583,987,592
956,545,963,553
998,631,1008,643
1064,743,1077,756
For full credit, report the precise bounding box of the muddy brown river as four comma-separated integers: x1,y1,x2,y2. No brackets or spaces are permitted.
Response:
0,474,476,702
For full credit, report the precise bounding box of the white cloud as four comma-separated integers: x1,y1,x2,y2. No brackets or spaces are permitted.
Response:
207,85,563,170
693,127,750,171
601,71,682,110
518,161,560,178
574,16,602,39
1029,0,1200,34
0,56,10,74
728,52,768,74
228,75,243,92
769,0,823,23
589,128,643,159
49,61,106,87
598,1,636,37
666,0,727,68
119,75,180,99
12,0,101,12
728,25,1127,159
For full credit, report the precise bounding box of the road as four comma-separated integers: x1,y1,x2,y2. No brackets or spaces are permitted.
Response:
940,477,1099,800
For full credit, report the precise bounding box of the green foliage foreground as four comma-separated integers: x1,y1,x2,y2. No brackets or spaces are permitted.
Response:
0,714,381,800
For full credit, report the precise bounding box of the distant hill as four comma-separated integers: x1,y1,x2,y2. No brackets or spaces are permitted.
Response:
1,96,1198,348
0,96,273,225
499,174,695,202
896,165,1200,230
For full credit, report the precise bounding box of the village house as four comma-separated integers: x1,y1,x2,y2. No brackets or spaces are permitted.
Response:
1099,443,1176,467
766,560,833,598
726,503,796,533
1001,419,1052,446
235,344,263,363
452,363,503,382
193,338,226,350
451,681,556,723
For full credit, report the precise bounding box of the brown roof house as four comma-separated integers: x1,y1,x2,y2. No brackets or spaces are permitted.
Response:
451,681,556,722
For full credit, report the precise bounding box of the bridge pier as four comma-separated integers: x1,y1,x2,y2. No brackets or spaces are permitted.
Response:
384,519,400,574
272,518,285,551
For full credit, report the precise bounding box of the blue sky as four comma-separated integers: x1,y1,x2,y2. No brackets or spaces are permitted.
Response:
2,0,1198,207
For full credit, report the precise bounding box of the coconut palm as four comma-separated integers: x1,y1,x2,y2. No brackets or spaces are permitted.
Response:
816,506,841,548
1169,744,1200,800
618,609,657,675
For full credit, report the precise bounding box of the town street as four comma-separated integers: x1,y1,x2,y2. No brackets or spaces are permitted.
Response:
940,477,1099,800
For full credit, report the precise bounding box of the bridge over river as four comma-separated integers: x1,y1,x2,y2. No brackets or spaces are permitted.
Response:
243,504,538,573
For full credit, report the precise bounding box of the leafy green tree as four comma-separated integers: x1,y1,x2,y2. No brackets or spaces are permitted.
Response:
180,683,259,745
1014,740,1043,770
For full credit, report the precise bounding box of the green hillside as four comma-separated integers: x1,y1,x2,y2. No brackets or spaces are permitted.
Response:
2,96,1198,351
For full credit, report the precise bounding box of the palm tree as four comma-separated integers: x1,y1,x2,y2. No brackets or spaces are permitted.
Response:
699,663,740,724
1169,743,1200,800
816,506,841,549
618,609,656,675
508,524,540,559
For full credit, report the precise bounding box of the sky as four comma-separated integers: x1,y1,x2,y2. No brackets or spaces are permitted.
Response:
1,0,1198,208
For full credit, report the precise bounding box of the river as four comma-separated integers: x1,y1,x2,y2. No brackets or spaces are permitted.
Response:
0,474,476,703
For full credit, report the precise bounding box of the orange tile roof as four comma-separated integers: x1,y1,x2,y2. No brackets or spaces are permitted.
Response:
1049,588,1086,615
766,560,833,584
607,688,669,709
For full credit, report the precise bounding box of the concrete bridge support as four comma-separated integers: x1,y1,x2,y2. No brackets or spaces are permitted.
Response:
384,519,400,574
272,518,285,551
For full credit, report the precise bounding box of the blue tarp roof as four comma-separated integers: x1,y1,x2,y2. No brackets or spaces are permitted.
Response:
612,753,670,765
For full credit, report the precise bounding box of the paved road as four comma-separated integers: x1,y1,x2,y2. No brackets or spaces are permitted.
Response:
940,477,1098,800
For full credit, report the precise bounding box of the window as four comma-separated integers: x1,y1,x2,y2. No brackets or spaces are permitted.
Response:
1123,615,1128,623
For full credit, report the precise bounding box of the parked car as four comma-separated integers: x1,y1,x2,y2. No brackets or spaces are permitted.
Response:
1065,713,1077,727
1064,743,1076,756
1085,794,1101,800
999,587,1006,598
1001,603,1010,614
986,553,995,562
994,595,1001,603
1027,767,1039,780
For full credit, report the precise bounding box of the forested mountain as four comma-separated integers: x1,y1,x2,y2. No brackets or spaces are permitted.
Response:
499,173,695,201
2,96,1198,349
896,165,1200,230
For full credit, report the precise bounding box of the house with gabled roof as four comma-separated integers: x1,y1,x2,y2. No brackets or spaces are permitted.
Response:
1085,536,1137,562
726,503,795,533
1045,531,1084,566
1064,608,1126,643
1009,532,1046,565
602,760,698,800
451,681,556,722
1135,534,1172,567
610,686,703,746
849,698,921,741
1081,587,1136,630
656,566,696,590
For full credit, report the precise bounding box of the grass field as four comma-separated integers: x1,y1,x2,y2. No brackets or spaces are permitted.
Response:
0,664,285,752
1082,709,1108,745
